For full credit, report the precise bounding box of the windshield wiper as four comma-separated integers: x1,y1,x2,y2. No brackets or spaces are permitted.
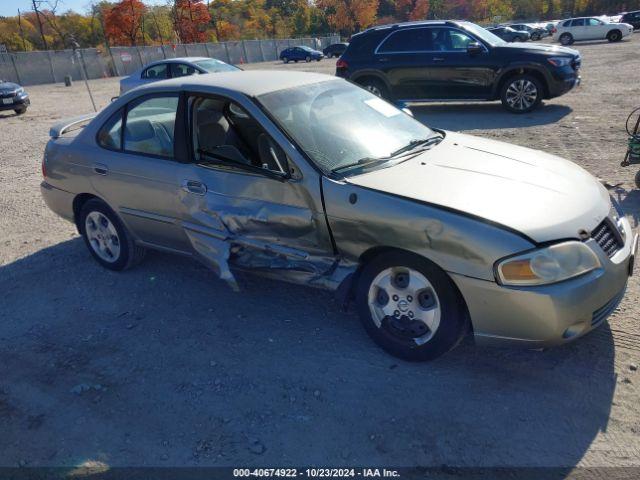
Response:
387,135,444,158
331,156,393,174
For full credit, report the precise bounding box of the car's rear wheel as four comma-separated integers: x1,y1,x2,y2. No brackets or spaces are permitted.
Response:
559,33,574,45
358,77,389,100
607,30,622,42
355,251,467,361
500,74,542,113
79,199,145,271
531,33,540,41
282,57,289,64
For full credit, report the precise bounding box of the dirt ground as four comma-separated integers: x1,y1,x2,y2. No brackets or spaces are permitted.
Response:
1,35,639,473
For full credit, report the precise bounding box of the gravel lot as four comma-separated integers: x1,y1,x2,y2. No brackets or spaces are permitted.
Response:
1,36,639,472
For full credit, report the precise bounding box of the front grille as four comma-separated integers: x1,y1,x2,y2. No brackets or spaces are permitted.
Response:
591,286,626,326
591,219,622,258
0,90,17,99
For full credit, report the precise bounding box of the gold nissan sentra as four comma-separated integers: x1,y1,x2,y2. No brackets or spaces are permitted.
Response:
41,71,638,360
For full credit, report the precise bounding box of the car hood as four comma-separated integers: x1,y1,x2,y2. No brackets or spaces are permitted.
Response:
0,81,21,93
345,132,610,243
495,42,579,56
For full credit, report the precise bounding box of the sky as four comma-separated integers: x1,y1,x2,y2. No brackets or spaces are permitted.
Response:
0,0,167,17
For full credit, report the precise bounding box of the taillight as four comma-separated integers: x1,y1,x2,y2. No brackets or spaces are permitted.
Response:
336,58,348,69
551,27,557,33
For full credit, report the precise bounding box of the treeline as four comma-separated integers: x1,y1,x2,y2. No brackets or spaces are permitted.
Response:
1,0,639,52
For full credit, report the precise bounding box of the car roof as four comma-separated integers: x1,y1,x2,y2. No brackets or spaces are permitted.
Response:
146,57,212,67
137,70,335,97
357,19,460,35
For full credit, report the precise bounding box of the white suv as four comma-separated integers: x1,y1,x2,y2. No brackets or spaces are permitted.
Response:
553,17,633,44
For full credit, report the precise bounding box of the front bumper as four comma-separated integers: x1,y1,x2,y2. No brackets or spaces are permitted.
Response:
0,93,30,111
452,217,637,348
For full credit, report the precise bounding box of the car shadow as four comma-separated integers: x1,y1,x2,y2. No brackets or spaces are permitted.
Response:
410,102,573,131
612,186,640,227
0,237,617,473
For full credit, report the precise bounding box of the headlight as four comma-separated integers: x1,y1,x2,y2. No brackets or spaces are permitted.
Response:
16,87,24,95
547,57,572,67
496,241,601,286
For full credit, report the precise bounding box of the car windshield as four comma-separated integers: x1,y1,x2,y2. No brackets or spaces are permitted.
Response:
462,22,506,46
194,59,239,73
258,80,438,175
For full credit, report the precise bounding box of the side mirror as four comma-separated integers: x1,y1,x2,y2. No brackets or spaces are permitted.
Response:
467,42,483,55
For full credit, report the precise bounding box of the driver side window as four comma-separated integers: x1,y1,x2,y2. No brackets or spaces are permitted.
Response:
191,97,288,175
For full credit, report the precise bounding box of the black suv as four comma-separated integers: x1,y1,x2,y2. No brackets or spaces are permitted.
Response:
336,20,581,113
620,10,640,29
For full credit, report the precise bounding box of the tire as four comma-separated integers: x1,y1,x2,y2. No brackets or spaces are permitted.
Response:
305,56,311,62
316,58,321,62
500,74,543,113
14,107,26,115
607,30,622,42
358,77,390,100
355,251,468,361
282,57,289,64
79,198,145,271
635,170,640,189
559,33,574,45
531,33,540,41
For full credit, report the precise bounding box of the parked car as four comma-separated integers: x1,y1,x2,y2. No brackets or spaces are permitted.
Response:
619,10,640,29
0,79,29,115
41,70,638,361
507,23,547,40
323,42,349,58
336,20,581,113
553,17,634,44
280,46,323,63
486,26,531,42
119,57,239,95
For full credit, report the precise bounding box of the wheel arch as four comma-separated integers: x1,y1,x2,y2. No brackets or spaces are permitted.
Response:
350,72,392,92
493,66,550,99
337,246,472,332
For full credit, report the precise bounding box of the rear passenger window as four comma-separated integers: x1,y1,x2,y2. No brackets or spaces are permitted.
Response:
571,19,585,26
142,64,168,79
562,20,571,27
378,28,433,53
124,95,179,158
97,109,123,150
171,63,198,78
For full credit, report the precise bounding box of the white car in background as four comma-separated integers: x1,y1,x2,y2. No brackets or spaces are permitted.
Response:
119,57,240,95
553,17,633,44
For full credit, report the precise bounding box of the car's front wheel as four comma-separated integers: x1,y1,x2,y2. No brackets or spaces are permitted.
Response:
355,251,467,361
305,56,311,62
607,30,622,42
559,33,574,45
14,107,26,115
79,199,145,271
500,74,542,113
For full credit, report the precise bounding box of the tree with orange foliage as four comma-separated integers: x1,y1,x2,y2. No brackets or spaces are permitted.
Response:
173,0,211,44
317,0,379,35
104,0,146,46
395,0,429,21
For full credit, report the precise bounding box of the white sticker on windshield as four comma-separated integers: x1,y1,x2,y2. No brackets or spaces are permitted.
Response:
364,98,401,117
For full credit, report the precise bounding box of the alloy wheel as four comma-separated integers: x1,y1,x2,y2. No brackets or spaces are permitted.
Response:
505,79,538,111
364,84,382,97
367,267,441,346
85,211,121,263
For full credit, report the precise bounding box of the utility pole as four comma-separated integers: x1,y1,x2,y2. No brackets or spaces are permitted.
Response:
17,9,27,51
31,0,49,50
70,35,97,112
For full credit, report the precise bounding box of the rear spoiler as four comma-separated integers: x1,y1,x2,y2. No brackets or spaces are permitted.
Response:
49,113,98,139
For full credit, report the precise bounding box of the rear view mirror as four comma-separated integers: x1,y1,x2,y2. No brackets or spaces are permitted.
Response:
467,42,483,55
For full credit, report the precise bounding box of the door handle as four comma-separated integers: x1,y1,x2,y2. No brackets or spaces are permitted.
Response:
182,180,207,196
93,163,109,175
377,57,390,62
432,57,445,62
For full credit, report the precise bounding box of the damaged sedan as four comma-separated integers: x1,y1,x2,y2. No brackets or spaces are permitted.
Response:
41,71,638,361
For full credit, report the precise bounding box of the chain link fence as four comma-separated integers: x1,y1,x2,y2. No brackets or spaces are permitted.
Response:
0,35,340,87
